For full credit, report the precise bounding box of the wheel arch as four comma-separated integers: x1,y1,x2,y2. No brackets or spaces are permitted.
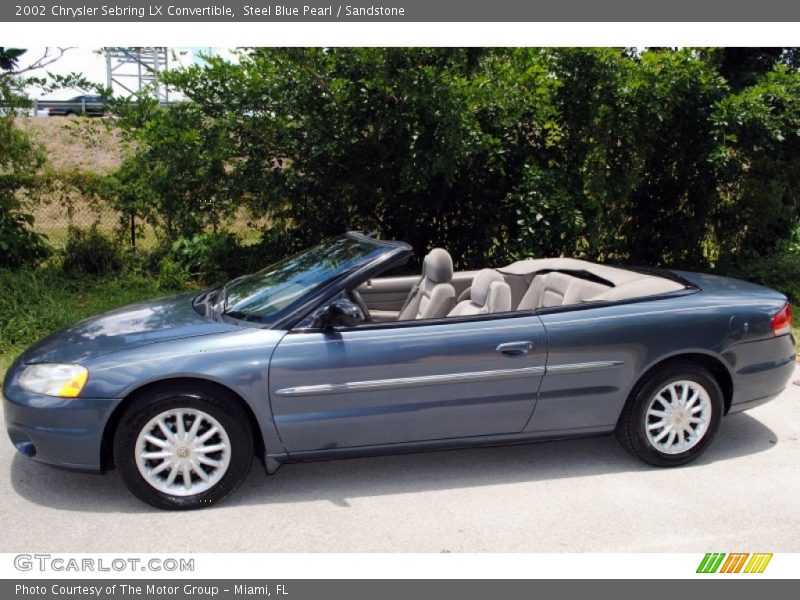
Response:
100,376,265,471
629,352,734,416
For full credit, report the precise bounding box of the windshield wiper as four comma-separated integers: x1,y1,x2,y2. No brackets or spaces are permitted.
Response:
215,275,249,318
222,309,252,321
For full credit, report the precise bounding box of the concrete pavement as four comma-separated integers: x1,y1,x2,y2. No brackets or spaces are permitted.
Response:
2,366,799,552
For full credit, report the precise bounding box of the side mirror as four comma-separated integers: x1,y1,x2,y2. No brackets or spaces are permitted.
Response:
319,299,365,330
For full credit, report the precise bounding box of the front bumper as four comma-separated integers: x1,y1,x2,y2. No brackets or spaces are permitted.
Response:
2,384,121,473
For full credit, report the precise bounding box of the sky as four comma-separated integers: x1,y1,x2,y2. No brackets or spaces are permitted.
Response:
20,47,238,100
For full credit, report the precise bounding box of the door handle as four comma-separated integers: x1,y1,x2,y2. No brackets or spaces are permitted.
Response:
496,341,534,357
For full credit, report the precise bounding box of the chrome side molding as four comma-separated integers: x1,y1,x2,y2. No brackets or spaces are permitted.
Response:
274,360,624,397
545,360,625,374
274,365,547,397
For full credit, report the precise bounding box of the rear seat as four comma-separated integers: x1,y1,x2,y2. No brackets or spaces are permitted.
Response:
502,257,686,311
517,272,611,310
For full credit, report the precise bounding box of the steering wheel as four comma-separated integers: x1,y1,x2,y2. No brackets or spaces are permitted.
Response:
347,288,372,323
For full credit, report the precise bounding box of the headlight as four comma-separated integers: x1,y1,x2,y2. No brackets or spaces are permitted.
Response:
18,364,89,398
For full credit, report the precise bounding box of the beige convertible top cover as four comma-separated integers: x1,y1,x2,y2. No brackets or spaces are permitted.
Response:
499,258,685,302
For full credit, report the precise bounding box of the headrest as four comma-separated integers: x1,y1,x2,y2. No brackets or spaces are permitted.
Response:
471,269,504,306
488,281,512,312
423,248,454,284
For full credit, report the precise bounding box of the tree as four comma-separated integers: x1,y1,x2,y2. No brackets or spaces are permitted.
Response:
711,66,800,265
113,97,238,240
703,47,789,91
0,49,50,268
110,47,800,272
147,48,565,267
0,48,26,72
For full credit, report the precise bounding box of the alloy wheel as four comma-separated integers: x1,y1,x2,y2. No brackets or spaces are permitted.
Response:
134,408,232,496
645,380,712,455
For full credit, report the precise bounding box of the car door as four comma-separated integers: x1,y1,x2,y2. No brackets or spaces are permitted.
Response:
269,314,548,453
523,303,645,434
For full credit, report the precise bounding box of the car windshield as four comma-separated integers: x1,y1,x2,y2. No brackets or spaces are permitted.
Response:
222,236,384,322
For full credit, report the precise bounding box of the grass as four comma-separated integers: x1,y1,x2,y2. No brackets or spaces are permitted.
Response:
0,269,192,373
17,116,124,173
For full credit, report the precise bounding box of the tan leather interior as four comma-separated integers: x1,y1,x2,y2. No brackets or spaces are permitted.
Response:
357,255,685,321
502,258,684,309
517,272,611,309
358,270,477,322
448,269,512,316
398,248,456,320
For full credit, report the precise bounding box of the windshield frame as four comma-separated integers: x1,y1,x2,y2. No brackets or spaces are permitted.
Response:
208,232,412,330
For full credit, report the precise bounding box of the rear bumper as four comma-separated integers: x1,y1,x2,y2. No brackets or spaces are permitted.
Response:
728,333,795,412
728,391,785,414
2,385,121,473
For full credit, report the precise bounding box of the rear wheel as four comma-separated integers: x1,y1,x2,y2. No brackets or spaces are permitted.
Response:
616,361,724,467
113,385,253,510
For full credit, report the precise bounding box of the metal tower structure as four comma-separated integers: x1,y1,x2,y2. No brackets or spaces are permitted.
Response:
105,47,169,102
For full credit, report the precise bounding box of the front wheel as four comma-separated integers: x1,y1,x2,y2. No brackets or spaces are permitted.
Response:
113,385,254,510
616,361,724,467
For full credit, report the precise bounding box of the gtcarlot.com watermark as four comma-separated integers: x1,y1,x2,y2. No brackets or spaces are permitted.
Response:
14,553,195,573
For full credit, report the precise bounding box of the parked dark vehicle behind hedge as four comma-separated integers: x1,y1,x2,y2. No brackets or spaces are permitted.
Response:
42,95,106,117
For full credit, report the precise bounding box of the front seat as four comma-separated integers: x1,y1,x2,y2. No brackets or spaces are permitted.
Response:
398,248,456,320
448,269,511,316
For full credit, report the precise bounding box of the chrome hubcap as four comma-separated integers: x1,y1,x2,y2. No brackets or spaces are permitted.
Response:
135,408,231,496
645,380,711,455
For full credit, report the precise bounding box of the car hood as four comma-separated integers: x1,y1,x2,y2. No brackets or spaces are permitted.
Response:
16,292,240,365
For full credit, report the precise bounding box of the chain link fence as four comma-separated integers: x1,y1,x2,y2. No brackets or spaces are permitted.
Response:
18,115,260,252
30,197,141,249
29,199,262,251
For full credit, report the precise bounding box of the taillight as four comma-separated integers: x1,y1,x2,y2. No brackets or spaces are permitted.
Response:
771,303,793,336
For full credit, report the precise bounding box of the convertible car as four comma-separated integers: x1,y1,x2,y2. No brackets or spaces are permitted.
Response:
2,233,795,509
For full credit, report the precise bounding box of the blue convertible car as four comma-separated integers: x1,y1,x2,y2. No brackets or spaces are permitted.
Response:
3,233,796,509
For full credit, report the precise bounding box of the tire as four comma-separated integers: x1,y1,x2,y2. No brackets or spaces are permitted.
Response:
113,384,254,510
616,361,724,467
